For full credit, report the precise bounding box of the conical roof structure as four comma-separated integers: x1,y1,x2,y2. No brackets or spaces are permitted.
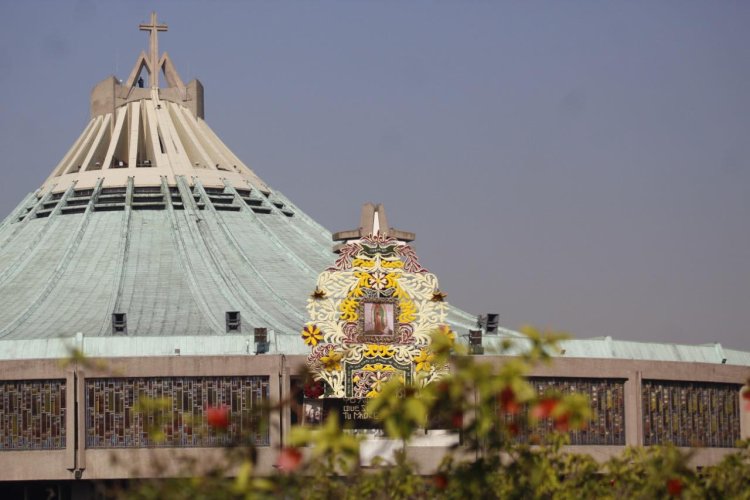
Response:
0,13,478,352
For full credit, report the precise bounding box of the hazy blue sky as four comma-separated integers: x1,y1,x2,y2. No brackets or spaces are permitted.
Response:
1,1,748,350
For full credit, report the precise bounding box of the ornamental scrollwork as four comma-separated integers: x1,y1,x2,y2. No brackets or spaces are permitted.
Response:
302,235,452,399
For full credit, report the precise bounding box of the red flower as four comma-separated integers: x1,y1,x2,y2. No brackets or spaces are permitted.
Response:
553,412,570,432
276,447,303,472
667,478,683,496
433,474,448,490
499,387,520,415
531,398,559,419
507,422,520,436
303,380,325,399
206,405,229,429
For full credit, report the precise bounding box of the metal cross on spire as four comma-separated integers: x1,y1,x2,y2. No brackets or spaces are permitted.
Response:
139,12,168,88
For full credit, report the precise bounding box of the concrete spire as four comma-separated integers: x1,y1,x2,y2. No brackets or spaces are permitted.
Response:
332,203,415,251
139,12,168,89
36,13,267,194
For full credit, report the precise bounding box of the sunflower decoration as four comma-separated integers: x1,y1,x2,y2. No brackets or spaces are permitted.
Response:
320,348,343,372
301,324,323,347
413,349,435,373
437,324,456,345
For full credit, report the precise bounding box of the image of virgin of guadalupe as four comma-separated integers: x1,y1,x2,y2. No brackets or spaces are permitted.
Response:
364,302,394,336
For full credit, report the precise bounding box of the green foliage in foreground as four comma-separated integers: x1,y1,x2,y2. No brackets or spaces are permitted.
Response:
115,328,750,500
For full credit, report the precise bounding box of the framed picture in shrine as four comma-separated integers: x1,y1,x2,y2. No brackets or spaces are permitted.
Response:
358,298,398,342
303,400,324,426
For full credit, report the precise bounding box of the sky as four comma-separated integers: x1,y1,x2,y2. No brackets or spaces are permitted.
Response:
0,1,748,351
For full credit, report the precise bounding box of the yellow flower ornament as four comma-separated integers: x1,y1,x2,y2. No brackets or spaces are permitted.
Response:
320,349,343,372
437,325,456,345
413,349,434,373
301,324,323,347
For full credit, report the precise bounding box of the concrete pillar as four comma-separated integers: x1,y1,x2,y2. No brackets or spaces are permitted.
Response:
741,385,750,440
77,369,87,473
66,367,77,471
269,358,283,449
280,358,291,447
624,370,643,446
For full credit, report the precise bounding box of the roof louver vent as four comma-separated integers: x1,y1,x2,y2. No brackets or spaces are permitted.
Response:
254,327,269,354
112,313,127,335
226,311,241,332
486,313,499,334
469,330,484,355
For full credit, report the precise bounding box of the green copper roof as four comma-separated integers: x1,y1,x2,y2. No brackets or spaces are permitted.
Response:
0,143,746,366
0,183,477,346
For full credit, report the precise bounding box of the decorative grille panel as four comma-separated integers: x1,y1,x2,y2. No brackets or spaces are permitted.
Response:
0,380,66,450
85,376,270,448
500,377,626,446
642,380,741,448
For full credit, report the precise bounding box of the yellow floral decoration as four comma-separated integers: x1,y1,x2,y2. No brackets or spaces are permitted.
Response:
304,235,451,397
339,298,359,322
363,345,396,359
413,349,434,373
398,299,417,323
362,363,397,372
381,260,404,269
301,324,323,347
351,258,375,268
437,324,456,345
320,349,343,372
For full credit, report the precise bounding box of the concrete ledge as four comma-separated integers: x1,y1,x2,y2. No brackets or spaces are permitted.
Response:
0,450,72,481
81,447,277,479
